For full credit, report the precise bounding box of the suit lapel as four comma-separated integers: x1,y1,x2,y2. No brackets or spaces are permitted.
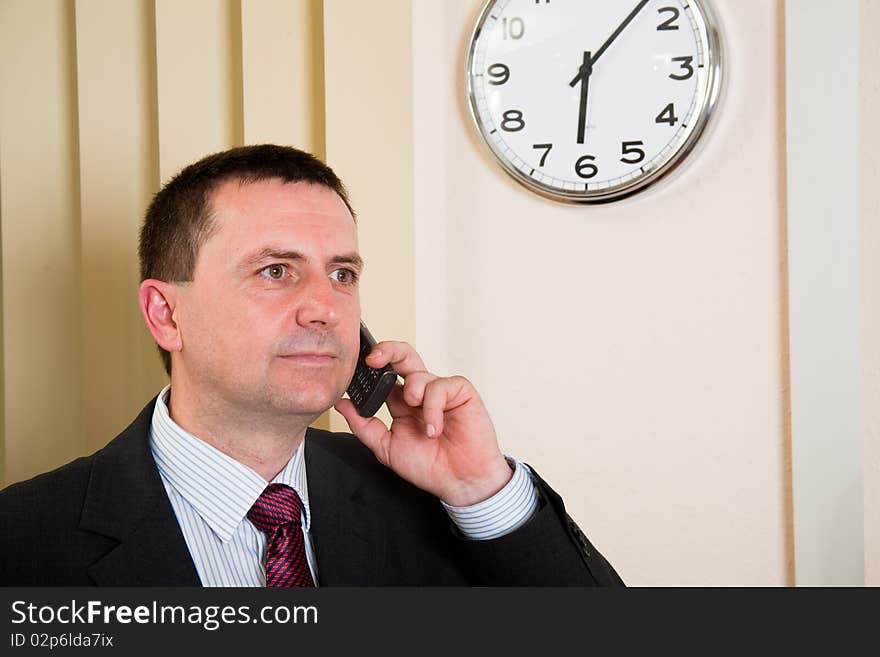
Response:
78,404,386,586
80,400,201,586
305,429,387,586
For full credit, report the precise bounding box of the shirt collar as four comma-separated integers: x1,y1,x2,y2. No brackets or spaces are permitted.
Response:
148,385,311,543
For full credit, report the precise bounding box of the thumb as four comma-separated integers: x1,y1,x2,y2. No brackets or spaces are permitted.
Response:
333,398,391,461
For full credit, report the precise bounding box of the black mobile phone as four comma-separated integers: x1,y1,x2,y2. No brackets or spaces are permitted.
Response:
346,321,398,417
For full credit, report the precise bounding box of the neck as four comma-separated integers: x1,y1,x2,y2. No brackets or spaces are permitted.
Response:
165,380,316,482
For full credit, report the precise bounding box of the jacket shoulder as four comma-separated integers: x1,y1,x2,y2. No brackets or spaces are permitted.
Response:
0,398,159,585
0,453,95,517
0,453,99,584
305,427,383,469
0,397,156,514
304,427,431,498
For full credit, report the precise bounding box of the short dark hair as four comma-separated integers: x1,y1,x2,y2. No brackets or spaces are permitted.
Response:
138,144,355,376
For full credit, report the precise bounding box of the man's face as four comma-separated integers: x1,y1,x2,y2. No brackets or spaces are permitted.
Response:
173,178,361,420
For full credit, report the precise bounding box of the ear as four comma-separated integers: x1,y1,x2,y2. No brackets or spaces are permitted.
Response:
138,279,183,354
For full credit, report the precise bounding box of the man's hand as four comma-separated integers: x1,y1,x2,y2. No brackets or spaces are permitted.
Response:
334,341,513,507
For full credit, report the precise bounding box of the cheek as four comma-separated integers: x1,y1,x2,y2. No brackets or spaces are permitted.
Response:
339,303,362,348
225,297,287,350
187,287,274,356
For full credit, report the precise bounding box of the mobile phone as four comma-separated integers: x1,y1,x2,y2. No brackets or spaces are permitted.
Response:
346,321,398,417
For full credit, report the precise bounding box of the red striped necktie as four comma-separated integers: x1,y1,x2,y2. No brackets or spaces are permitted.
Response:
247,483,315,587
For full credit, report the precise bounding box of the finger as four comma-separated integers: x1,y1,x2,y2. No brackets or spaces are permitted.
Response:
383,372,441,421
333,398,391,463
400,370,438,408
365,341,427,377
383,384,412,419
421,376,471,438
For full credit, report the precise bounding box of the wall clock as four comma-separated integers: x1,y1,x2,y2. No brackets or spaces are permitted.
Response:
466,0,723,203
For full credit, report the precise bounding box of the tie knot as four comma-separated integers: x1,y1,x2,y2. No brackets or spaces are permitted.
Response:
247,484,304,534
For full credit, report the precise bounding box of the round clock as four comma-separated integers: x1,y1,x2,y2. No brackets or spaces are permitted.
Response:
466,0,723,204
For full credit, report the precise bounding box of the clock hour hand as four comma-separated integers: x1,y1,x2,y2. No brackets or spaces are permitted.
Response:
591,0,649,66
569,50,593,145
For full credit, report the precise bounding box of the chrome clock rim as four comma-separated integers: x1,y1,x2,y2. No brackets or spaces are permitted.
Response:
465,0,724,205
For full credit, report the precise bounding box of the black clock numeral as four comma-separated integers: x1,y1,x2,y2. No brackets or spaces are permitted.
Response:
532,143,553,166
488,63,510,85
655,103,678,126
621,140,646,164
501,109,525,132
669,56,694,80
502,17,525,39
575,155,598,179
657,6,680,31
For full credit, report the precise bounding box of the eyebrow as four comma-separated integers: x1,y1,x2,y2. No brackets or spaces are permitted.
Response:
240,247,363,271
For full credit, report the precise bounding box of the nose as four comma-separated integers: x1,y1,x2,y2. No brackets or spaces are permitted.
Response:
295,272,341,329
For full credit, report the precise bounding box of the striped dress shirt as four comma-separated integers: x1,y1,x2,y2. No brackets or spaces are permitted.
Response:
149,386,539,587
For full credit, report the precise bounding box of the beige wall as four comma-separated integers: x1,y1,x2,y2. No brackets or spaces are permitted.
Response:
1,0,85,480
862,0,880,586
415,0,789,586
0,0,875,585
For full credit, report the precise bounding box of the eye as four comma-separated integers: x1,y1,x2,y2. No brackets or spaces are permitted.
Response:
259,264,287,280
330,268,358,285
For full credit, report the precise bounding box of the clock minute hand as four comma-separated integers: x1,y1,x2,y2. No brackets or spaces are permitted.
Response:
591,0,650,66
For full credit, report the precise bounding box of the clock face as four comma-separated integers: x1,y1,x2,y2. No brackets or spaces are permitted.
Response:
466,0,722,203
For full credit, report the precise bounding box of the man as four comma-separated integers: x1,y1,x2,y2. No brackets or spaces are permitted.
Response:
1,144,622,586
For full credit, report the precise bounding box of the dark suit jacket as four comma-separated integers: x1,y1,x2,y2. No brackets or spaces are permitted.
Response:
0,398,623,586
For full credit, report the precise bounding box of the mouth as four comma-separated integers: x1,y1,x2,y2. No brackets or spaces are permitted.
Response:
279,352,339,365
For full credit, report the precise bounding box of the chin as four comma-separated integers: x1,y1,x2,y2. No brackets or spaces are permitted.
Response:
268,384,343,417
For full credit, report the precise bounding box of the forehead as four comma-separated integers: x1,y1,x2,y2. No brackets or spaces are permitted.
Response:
205,178,357,255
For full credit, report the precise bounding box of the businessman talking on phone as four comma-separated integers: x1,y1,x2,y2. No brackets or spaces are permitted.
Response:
0,145,623,586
